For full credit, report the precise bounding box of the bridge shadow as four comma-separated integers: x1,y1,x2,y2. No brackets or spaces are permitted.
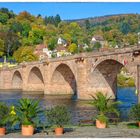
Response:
52,64,78,100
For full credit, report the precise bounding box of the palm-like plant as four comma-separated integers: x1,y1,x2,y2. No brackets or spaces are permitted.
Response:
89,92,121,123
15,98,44,126
0,102,9,127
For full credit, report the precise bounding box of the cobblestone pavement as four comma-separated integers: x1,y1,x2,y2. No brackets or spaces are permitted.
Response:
1,123,140,138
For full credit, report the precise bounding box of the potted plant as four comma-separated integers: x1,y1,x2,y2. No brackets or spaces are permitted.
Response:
89,92,121,128
0,102,10,135
46,105,70,135
129,104,140,127
15,98,44,136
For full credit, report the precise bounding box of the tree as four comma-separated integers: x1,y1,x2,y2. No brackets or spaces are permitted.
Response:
0,30,21,57
48,37,57,51
63,33,72,45
120,22,131,35
13,46,38,63
0,12,9,24
16,11,35,22
28,25,46,45
93,42,102,50
68,43,78,54
54,14,61,27
85,19,90,30
44,14,61,27
0,8,15,18
0,39,5,57
21,21,31,37
10,21,23,33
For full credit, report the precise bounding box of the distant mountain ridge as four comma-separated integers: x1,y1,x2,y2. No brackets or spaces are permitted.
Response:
64,13,139,26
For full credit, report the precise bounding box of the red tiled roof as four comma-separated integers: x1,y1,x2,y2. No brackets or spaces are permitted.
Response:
56,45,68,52
92,35,104,41
35,44,47,51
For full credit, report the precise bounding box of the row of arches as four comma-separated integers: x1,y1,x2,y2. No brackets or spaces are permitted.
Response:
11,59,136,98
12,64,77,95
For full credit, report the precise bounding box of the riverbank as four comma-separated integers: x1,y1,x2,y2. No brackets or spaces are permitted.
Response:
2,122,140,138
117,74,135,87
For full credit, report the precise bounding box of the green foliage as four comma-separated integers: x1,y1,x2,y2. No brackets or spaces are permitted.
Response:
21,21,31,37
129,104,140,121
0,30,21,57
0,12,9,24
96,114,108,123
13,46,38,63
46,105,71,127
68,43,78,54
85,19,91,30
0,8,140,61
48,37,57,51
89,92,121,123
120,22,131,35
117,74,135,87
15,98,44,126
93,42,102,50
8,105,19,129
0,102,10,127
44,14,61,27
10,21,23,33
0,8,15,19
0,39,5,57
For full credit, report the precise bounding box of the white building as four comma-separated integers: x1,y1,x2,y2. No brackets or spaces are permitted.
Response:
57,37,67,46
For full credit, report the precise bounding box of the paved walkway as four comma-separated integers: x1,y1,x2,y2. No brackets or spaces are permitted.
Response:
2,123,140,138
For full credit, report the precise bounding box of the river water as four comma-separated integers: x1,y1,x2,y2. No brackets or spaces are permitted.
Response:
0,87,137,124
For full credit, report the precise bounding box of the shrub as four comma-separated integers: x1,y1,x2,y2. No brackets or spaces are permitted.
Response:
129,104,140,121
46,105,71,127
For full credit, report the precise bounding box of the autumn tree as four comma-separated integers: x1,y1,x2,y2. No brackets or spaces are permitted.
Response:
0,39,5,57
68,43,78,54
13,46,38,63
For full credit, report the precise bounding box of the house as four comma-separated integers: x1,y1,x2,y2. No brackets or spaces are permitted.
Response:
56,45,71,57
91,35,105,47
34,44,49,60
57,37,67,47
83,44,89,50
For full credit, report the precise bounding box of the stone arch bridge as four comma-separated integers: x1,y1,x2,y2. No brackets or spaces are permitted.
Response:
1,46,140,100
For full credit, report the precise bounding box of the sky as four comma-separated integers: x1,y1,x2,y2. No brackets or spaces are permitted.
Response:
0,2,140,20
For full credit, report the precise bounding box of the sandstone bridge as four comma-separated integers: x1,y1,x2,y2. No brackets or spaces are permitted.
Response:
1,46,140,101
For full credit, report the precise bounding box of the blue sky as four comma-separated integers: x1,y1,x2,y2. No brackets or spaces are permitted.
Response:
0,2,140,20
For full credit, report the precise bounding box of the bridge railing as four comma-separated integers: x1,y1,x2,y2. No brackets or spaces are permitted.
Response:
0,45,139,70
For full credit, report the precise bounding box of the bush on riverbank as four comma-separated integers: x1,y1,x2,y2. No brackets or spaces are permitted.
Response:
117,74,135,87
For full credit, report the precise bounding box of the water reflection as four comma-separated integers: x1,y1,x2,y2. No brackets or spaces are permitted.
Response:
0,87,138,124
117,87,137,121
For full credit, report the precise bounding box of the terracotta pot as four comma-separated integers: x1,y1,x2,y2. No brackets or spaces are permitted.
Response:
138,122,140,127
96,119,106,128
22,125,34,136
55,127,64,135
0,127,6,135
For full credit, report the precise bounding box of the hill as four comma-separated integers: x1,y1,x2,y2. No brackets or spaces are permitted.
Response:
0,7,139,63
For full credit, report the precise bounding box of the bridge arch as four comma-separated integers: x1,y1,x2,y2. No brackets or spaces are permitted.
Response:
89,58,136,98
50,63,77,97
27,66,44,91
12,70,23,89
28,66,44,84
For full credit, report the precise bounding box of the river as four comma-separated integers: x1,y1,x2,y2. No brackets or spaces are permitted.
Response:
0,87,137,124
